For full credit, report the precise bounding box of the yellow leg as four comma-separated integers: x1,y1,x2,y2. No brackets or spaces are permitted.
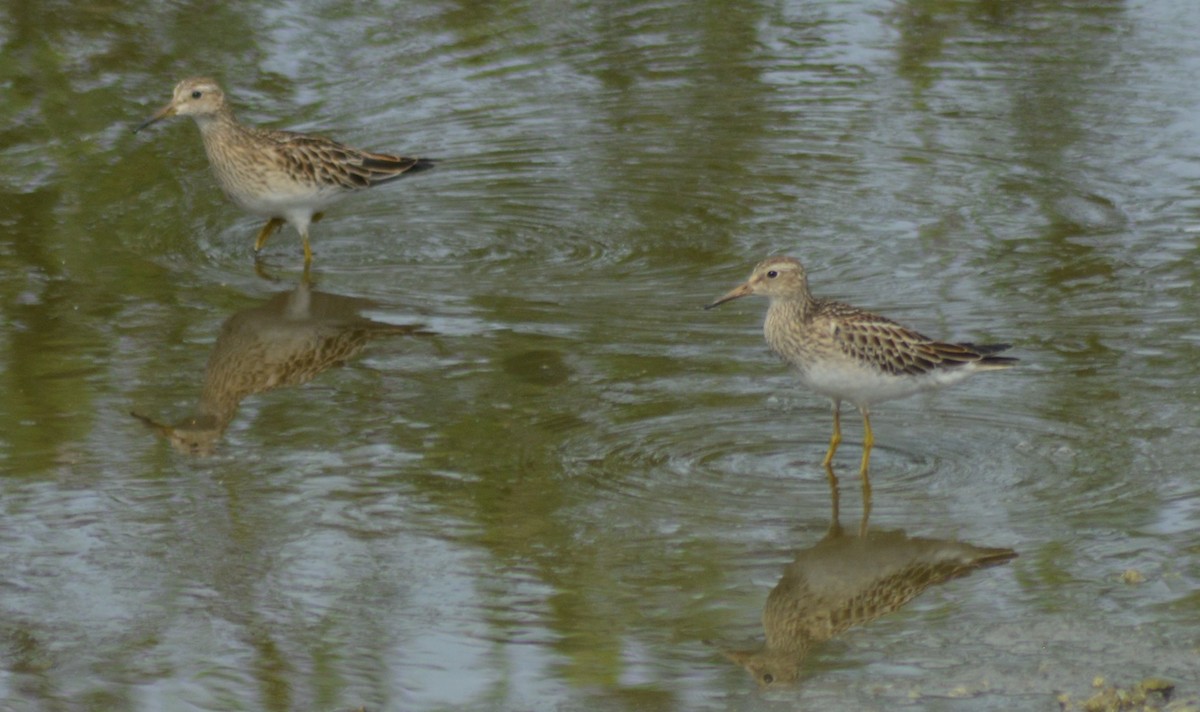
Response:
302,213,323,264
822,400,842,467
859,408,874,498
254,217,286,252
302,230,314,265
858,408,873,536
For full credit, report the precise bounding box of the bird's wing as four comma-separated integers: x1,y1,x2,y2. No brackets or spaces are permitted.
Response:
255,128,431,190
819,301,987,377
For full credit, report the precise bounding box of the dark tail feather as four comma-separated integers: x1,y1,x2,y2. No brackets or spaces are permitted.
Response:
394,156,436,174
361,155,436,184
963,342,1012,355
961,342,1018,367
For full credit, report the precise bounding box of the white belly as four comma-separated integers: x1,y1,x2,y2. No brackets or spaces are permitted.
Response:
798,360,977,407
223,175,346,218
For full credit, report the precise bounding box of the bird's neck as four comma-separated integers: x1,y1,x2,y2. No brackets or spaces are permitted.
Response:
192,108,249,175
192,106,242,142
763,294,816,359
767,294,814,325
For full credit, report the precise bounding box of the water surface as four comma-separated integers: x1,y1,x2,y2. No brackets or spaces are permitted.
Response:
2,0,1199,710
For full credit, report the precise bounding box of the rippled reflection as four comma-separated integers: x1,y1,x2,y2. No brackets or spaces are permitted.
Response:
725,477,1016,688
132,276,427,455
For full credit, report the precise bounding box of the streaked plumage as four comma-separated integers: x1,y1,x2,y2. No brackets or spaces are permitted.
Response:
135,77,434,264
706,256,1016,490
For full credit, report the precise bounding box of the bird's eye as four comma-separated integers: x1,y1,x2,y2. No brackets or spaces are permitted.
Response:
762,673,774,684
191,90,202,99
766,270,778,278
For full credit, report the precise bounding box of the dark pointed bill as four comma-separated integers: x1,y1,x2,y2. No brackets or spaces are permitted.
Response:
133,103,177,134
704,281,752,310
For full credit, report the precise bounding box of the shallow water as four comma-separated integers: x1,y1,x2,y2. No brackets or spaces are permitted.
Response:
2,0,1199,709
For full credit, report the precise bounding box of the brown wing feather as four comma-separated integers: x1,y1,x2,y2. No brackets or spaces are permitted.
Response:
819,300,1008,377
251,127,433,190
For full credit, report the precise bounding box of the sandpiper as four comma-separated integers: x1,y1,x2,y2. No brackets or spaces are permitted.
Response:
135,77,434,264
706,256,1016,493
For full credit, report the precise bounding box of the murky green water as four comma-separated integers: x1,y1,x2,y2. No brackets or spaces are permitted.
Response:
2,0,1199,709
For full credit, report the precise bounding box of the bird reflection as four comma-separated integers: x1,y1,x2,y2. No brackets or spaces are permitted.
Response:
133,277,428,455
725,468,1016,687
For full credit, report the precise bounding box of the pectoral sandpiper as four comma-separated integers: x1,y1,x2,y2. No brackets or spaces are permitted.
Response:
135,77,434,264
705,256,1017,494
